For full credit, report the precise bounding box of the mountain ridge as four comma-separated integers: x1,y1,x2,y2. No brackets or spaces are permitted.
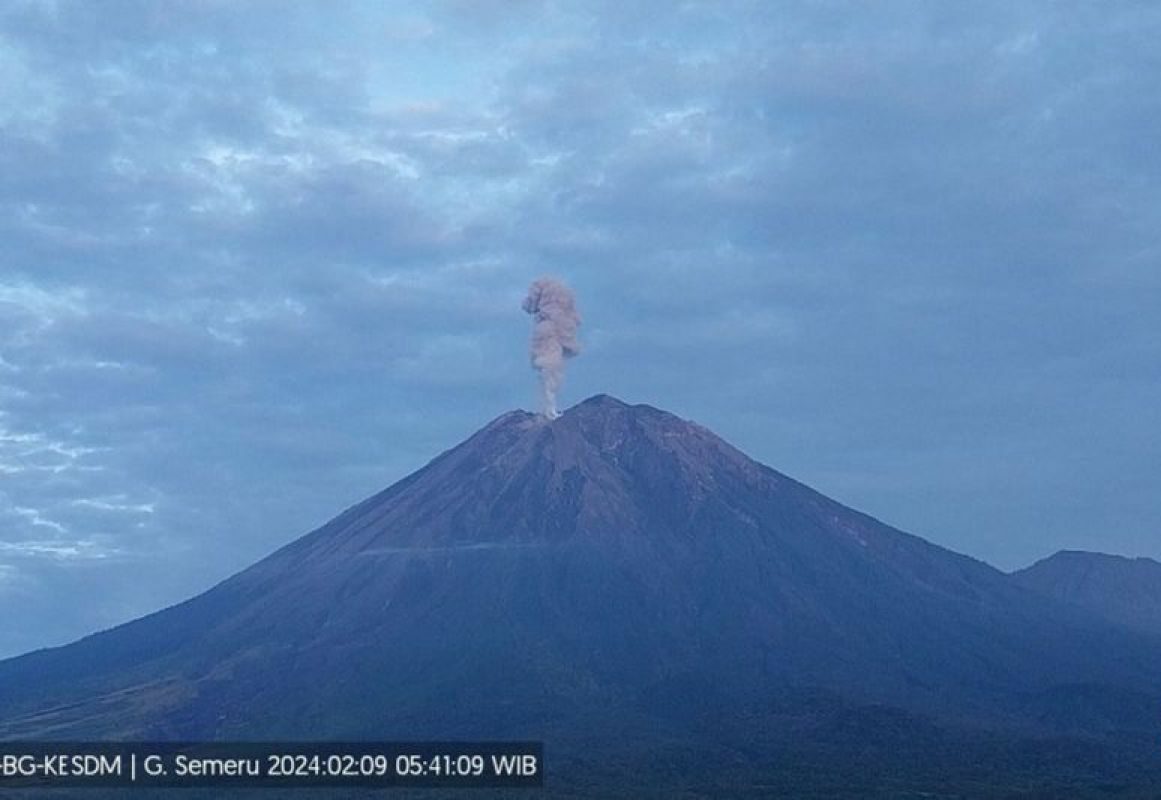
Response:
1013,549,1161,636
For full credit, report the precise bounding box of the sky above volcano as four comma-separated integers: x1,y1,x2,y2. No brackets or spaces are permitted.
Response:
1,0,1159,658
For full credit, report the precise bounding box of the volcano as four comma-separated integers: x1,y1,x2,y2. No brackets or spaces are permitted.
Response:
2,395,1160,795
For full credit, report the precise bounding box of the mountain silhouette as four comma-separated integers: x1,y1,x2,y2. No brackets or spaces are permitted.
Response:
2,395,1160,795
1014,550,1161,636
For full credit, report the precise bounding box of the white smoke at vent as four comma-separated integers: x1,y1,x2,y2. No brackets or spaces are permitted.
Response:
522,277,581,419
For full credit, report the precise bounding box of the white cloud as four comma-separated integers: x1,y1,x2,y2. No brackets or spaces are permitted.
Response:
0,281,87,324
0,415,103,476
0,538,119,561
10,507,67,533
71,496,156,515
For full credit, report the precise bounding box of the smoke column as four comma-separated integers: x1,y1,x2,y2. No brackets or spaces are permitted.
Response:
522,277,581,419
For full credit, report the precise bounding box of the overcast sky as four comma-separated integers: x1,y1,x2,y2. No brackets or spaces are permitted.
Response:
1,0,1159,659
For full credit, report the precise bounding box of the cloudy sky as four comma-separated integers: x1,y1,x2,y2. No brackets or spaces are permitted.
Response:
1,0,1159,658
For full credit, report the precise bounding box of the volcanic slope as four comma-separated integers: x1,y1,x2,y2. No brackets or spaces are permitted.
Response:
3,395,1160,795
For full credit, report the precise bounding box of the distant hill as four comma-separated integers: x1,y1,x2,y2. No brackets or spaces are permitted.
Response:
2,395,1161,796
1013,550,1161,636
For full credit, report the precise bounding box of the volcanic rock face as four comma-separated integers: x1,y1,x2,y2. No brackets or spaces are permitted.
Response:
1,395,1160,792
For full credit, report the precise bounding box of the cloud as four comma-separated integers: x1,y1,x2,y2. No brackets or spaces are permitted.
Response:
0,538,118,561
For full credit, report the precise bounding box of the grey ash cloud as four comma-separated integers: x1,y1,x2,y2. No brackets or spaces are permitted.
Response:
523,277,581,418
0,0,1158,656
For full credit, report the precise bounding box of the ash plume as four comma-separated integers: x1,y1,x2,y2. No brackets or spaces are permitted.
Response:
522,277,581,419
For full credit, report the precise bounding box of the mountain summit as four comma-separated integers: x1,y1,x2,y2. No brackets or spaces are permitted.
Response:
1014,550,1161,636
2,395,1160,792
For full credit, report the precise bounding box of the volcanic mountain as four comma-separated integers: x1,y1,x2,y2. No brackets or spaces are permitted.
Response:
2,395,1160,794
